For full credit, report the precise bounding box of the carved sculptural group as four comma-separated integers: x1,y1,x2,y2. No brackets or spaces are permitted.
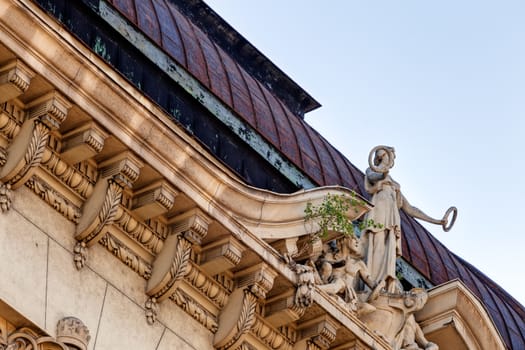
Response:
297,146,456,350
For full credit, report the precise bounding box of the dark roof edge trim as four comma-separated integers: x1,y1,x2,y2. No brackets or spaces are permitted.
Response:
96,0,317,189
170,0,321,118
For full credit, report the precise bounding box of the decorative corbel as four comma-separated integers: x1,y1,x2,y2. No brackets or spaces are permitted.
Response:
74,152,143,269
295,315,339,350
0,59,35,103
213,288,258,350
265,290,306,328
200,236,245,276
144,208,211,324
0,92,70,211
235,262,278,300
131,180,178,220
168,208,211,245
60,122,108,164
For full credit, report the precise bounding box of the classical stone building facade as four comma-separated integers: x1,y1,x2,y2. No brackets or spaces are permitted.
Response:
0,1,522,349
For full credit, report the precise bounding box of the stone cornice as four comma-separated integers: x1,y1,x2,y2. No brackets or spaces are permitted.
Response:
0,1,387,348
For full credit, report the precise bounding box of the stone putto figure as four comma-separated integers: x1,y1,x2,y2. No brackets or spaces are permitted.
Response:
361,146,456,293
312,236,382,313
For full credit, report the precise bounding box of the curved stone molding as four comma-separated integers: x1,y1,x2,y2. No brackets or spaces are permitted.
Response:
0,59,35,103
41,148,94,199
184,262,229,309
56,316,91,350
416,280,506,350
114,205,164,254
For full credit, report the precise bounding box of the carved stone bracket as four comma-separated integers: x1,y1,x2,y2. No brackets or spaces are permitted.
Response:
0,92,70,211
60,122,108,164
265,290,306,328
145,233,192,313
214,289,258,350
131,180,178,220
168,208,211,245
296,315,339,350
200,236,245,276
74,152,143,269
235,262,278,300
0,59,35,103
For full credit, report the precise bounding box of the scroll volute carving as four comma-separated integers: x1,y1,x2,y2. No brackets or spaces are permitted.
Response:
213,288,258,350
0,92,70,189
74,152,143,269
144,209,211,324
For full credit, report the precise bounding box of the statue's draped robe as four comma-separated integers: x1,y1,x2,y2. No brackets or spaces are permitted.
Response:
361,174,402,285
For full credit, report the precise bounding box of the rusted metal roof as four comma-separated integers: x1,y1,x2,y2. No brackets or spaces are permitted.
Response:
43,1,525,348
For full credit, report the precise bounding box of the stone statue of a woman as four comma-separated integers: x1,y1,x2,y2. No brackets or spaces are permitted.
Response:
361,146,456,293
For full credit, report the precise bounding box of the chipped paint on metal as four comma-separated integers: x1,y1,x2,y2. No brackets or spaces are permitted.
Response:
396,257,433,289
98,1,315,189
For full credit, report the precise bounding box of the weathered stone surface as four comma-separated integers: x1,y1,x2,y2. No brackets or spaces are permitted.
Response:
156,328,198,350
0,207,47,327
46,241,106,350
94,286,164,350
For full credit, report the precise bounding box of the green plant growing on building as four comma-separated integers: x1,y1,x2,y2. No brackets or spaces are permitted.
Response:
304,193,382,242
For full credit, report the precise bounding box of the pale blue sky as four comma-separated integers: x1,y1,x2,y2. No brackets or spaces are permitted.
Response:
204,1,525,306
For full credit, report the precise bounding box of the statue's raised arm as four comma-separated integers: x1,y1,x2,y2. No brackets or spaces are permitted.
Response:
361,146,457,293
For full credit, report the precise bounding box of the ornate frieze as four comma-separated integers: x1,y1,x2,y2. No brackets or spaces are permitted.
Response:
113,205,164,254
99,233,152,279
41,147,94,198
170,289,219,332
25,176,82,223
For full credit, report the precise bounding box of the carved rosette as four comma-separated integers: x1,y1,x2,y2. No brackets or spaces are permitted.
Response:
74,152,143,269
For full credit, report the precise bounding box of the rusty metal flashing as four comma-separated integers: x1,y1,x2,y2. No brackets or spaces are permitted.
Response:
170,0,321,118
98,1,315,189
95,0,316,189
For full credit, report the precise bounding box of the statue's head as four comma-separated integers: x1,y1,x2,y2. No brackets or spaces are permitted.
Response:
374,146,396,166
